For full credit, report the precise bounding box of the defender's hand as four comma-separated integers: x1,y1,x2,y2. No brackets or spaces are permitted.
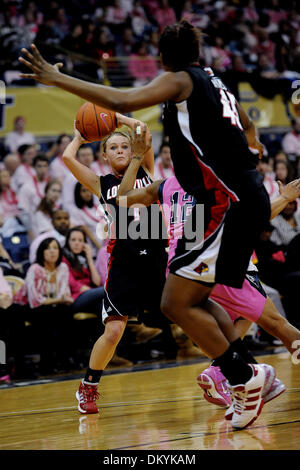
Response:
278,179,300,202
18,44,63,85
131,123,152,159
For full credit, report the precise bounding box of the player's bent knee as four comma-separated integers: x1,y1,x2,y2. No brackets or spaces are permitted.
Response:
104,318,127,344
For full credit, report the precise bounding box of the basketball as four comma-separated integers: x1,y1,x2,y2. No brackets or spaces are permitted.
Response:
75,102,117,142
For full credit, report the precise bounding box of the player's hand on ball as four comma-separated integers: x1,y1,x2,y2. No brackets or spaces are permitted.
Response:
73,121,87,143
18,44,63,85
131,123,152,159
116,113,143,132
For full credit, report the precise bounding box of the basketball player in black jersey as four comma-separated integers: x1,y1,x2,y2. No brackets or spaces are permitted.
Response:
20,20,279,428
61,116,167,414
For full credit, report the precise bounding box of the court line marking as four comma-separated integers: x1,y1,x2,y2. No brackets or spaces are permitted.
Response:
0,395,204,419
1,388,299,420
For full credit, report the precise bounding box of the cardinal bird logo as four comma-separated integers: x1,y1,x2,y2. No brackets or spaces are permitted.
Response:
194,262,209,275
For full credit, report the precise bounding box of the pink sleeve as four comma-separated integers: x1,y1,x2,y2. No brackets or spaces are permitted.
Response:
26,264,47,308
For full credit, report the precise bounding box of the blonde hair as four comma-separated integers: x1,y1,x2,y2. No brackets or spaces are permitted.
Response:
100,131,131,156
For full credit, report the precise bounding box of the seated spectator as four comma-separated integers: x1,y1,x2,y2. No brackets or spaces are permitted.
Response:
128,40,158,86
14,237,74,373
92,27,115,61
70,182,104,253
49,134,72,182
29,209,70,264
257,156,279,200
256,53,279,79
271,200,300,248
115,26,135,57
62,227,104,314
31,179,62,239
148,28,159,57
15,237,72,308
18,154,49,231
62,144,95,212
154,142,174,180
131,0,150,38
0,169,19,224
154,0,176,34
0,237,24,276
274,159,293,185
10,144,37,193
3,153,21,177
0,169,26,239
90,143,112,176
4,116,35,153
105,0,127,24
274,150,289,165
282,118,300,160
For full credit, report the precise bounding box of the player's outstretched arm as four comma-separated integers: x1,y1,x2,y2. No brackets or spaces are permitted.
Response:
62,125,101,198
270,179,300,220
18,45,187,112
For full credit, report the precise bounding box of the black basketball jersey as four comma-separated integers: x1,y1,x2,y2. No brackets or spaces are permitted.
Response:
163,65,262,203
100,166,167,259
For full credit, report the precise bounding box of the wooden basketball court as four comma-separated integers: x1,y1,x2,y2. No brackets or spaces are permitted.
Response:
0,352,299,450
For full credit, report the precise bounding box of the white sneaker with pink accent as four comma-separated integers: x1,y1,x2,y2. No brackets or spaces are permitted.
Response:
229,363,276,429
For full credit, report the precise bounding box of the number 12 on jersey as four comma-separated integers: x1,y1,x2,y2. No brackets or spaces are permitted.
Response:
220,89,243,130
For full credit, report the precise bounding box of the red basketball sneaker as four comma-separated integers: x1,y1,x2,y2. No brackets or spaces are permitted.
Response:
76,380,100,414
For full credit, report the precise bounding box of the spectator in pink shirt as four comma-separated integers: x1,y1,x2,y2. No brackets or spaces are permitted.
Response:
154,0,176,34
62,227,104,313
0,169,19,224
70,182,105,254
282,118,300,159
128,41,158,86
14,237,74,374
4,116,35,153
49,134,72,183
10,144,37,193
18,154,49,231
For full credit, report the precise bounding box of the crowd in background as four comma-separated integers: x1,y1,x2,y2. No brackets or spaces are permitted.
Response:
1,0,300,92
1,0,300,383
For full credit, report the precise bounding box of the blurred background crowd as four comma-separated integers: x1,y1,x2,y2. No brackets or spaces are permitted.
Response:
1,0,300,383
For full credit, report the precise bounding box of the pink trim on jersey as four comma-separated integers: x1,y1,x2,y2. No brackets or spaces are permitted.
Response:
162,176,230,275
210,278,266,322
